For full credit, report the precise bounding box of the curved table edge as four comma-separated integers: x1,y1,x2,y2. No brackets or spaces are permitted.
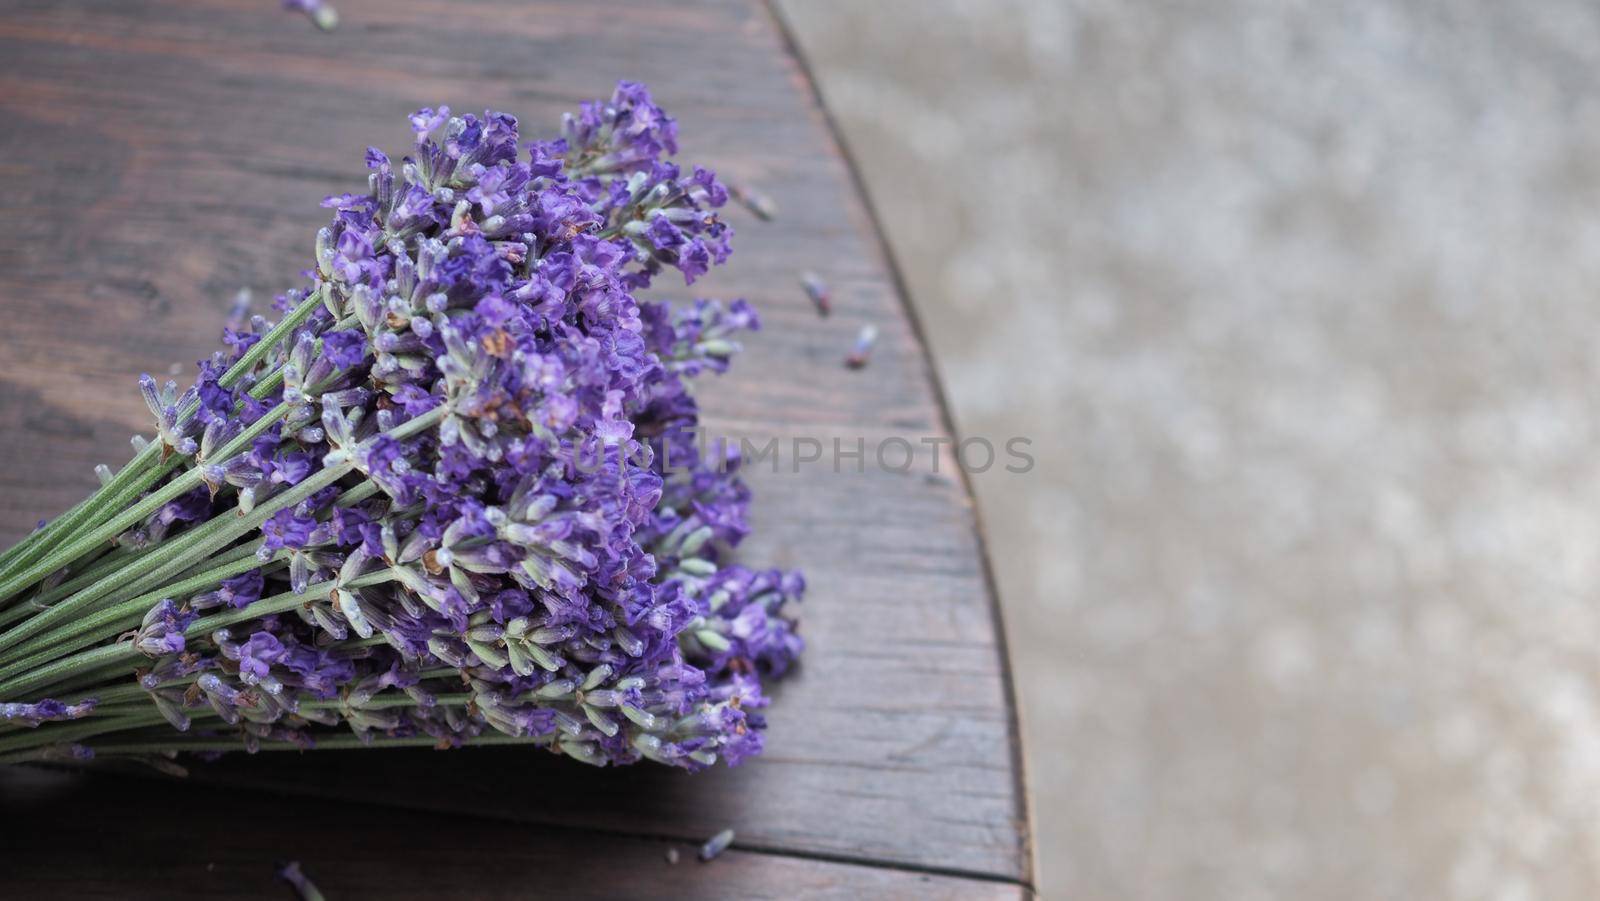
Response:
763,1,1038,891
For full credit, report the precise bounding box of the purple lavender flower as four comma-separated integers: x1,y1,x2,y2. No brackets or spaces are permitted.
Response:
134,600,197,657
139,374,202,457
321,329,368,370
143,487,214,542
236,632,286,684
260,509,315,554
191,569,266,611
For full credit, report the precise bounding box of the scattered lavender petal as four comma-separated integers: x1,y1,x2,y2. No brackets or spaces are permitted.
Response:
801,271,831,316
699,828,736,862
282,0,338,31
730,183,778,221
845,324,879,370
277,861,325,901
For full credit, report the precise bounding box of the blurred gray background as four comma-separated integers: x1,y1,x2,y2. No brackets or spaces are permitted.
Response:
781,1,1600,897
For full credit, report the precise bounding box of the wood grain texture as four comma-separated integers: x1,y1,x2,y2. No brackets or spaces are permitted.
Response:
0,0,1032,893
3,768,1025,900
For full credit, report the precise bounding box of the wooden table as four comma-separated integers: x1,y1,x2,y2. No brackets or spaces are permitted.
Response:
0,1,1033,896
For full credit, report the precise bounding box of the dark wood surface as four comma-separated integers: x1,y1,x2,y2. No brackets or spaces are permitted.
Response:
4,767,1024,899
0,0,1032,895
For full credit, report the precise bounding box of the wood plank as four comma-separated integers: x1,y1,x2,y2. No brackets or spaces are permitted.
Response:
2,767,1026,899
0,0,1031,888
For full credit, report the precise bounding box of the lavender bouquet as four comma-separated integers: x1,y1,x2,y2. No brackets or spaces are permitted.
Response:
0,82,803,771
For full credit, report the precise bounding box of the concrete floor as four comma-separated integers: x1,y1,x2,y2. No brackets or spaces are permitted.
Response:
782,1,1600,897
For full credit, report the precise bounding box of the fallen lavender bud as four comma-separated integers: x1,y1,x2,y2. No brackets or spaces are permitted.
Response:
800,271,831,317
699,828,735,862
277,861,325,901
729,183,778,221
0,82,803,775
282,0,338,31
844,324,878,370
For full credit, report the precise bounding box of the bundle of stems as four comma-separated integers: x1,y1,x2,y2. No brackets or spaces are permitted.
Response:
0,82,803,771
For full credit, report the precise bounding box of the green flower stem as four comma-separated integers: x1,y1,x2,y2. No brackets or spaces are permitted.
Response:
331,478,381,507
3,358,290,597
0,549,275,678
0,530,265,637
0,711,166,754
57,357,291,552
0,731,548,765
308,692,473,711
0,543,131,632
8,546,274,664
0,401,292,605
19,545,139,613
0,641,139,704
0,292,321,588
0,625,138,689
82,477,345,626
186,569,398,636
0,405,440,697
0,445,163,587
2,478,377,682
25,451,184,561
2,688,472,754
18,439,165,550
87,692,474,723
1,564,400,701
22,456,185,580
31,654,144,702
0,497,96,581
0,291,317,589
0,463,348,657
0,747,87,765
251,367,286,400
88,669,453,713
82,680,186,707
0,497,90,575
